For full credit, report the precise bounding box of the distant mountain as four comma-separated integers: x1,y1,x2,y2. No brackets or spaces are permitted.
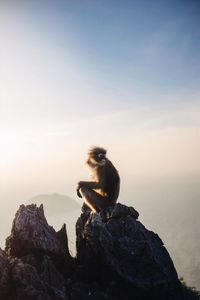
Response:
27,193,79,216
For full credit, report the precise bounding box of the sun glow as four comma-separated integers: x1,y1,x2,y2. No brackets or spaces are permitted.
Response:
0,128,26,169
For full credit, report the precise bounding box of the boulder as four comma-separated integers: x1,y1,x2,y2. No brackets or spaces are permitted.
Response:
76,203,179,292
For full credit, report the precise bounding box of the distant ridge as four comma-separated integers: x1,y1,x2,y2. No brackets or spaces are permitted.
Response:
27,193,79,216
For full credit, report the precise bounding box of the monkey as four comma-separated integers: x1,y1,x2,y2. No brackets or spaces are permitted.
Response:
77,147,120,212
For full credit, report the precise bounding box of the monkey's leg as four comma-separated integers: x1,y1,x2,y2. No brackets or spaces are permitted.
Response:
80,187,108,212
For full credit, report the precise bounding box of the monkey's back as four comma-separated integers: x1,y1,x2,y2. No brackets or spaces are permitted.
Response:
104,160,120,203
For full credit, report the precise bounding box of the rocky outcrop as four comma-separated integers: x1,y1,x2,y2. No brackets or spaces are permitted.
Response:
3,204,73,300
5,204,70,259
75,203,182,299
76,203,178,288
0,203,199,300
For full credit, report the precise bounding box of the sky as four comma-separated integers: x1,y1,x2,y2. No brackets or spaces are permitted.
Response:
0,0,200,207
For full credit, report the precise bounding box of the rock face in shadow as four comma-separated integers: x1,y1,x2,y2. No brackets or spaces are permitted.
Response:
75,203,182,299
0,249,10,298
76,203,178,288
0,203,199,300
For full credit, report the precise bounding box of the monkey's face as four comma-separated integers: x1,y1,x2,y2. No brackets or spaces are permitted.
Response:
88,151,106,167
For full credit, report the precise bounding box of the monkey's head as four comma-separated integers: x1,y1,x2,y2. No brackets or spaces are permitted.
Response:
87,146,107,167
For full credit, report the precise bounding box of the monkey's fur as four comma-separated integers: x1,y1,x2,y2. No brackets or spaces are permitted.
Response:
77,147,120,212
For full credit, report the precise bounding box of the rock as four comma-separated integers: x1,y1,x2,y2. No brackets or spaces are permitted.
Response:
3,204,73,300
5,204,70,259
70,282,110,300
0,248,10,297
76,203,179,295
10,255,68,300
0,202,198,300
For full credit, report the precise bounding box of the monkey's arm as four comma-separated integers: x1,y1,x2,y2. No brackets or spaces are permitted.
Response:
77,180,105,198
78,181,103,189
77,166,106,198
